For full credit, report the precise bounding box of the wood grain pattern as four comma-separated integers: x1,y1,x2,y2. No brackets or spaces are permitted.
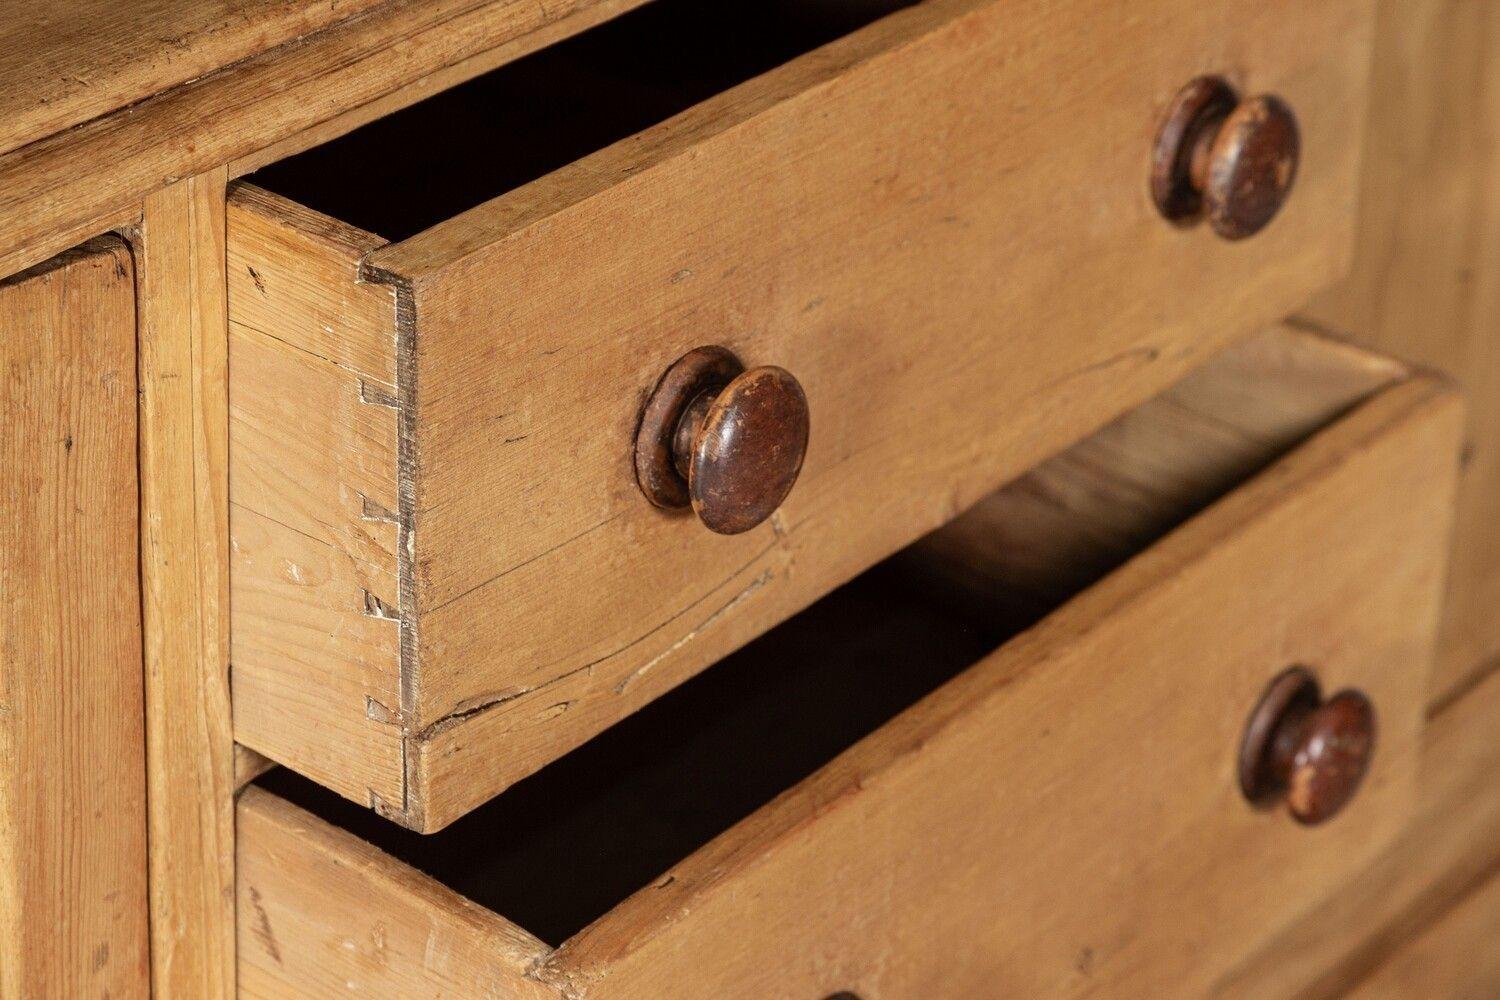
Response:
1343,865,1500,1000
1302,0,1500,707
379,0,1370,828
0,0,388,159
895,326,1407,623
235,333,1462,999
0,239,150,997
236,787,555,1000
0,0,652,281
226,185,407,814
137,171,237,999
541,374,1459,1000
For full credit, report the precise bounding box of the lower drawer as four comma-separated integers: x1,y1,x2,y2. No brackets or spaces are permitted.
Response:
236,326,1461,999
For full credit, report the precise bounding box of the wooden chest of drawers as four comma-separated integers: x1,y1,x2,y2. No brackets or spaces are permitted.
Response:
235,328,1461,998
4,1,1499,997
226,0,1376,832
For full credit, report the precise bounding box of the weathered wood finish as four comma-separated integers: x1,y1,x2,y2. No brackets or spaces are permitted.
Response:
137,172,237,998
236,788,554,1000
234,333,1462,999
0,0,389,159
541,375,1459,999
227,185,408,814
0,0,653,282
0,239,150,997
1303,0,1500,708
230,0,1377,829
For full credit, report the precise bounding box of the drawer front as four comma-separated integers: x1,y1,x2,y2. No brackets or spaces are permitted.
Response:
537,377,1460,999
237,344,1462,1000
229,0,1377,828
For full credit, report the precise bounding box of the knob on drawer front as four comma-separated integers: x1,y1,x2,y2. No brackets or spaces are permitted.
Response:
635,345,810,535
1151,76,1301,240
1239,667,1376,825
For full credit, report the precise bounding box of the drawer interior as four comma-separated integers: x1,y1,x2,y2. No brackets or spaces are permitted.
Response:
253,325,1406,947
248,0,917,241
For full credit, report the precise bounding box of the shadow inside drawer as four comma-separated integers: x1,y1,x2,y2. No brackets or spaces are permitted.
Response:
256,327,1402,947
250,0,918,242
258,561,1003,947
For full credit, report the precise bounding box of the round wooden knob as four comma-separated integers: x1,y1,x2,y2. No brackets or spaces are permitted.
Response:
635,346,809,535
1152,77,1300,240
1239,668,1376,826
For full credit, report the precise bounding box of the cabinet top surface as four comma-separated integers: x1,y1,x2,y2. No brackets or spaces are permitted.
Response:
0,0,385,158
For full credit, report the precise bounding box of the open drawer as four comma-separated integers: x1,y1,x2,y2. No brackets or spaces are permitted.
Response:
227,0,1377,829
237,326,1460,998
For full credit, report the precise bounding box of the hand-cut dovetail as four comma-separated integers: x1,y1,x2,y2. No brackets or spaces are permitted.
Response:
359,379,400,409
361,495,399,523
362,589,399,621
364,696,401,725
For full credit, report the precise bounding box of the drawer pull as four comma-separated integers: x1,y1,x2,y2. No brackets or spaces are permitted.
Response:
1238,667,1375,825
1151,76,1300,240
635,345,810,535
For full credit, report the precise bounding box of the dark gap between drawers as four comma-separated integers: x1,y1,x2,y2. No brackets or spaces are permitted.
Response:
256,330,1393,947
248,0,919,241
256,478,1250,947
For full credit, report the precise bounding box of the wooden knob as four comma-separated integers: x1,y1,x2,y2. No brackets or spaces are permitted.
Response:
635,346,809,535
1152,76,1300,240
1239,668,1376,826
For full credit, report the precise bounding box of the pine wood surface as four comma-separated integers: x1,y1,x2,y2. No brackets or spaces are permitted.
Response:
1343,864,1500,1000
1303,0,1500,706
228,0,1376,830
136,171,238,999
235,330,1463,999
0,239,151,997
0,0,389,159
0,0,652,283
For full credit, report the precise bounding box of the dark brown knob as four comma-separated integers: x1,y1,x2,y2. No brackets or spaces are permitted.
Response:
1239,667,1376,825
635,346,809,535
1151,76,1300,240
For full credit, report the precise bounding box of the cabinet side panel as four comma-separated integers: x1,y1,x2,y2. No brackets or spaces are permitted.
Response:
0,239,150,997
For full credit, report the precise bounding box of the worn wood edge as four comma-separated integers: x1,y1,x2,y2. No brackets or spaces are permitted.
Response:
0,0,396,160
135,170,238,998
225,181,411,819
0,235,152,997
236,786,557,995
228,0,650,178
540,373,1462,979
366,0,977,280
0,0,652,284
0,205,142,286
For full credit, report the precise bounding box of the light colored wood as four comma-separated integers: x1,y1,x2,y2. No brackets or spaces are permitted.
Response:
899,325,1408,617
0,0,653,281
235,335,1462,1000
1302,0,1500,707
0,0,388,158
234,745,276,793
541,373,1460,1000
0,239,150,998
1342,867,1500,1000
1217,661,1500,999
230,0,1377,829
137,170,237,999
226,186,407,814
236,787,556,1000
